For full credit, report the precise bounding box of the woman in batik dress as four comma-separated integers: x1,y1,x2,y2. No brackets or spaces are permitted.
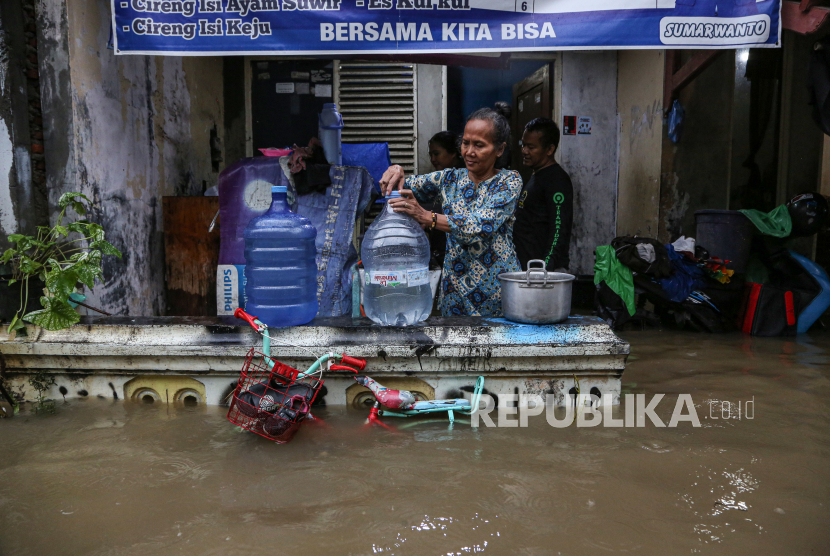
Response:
379,106,522,317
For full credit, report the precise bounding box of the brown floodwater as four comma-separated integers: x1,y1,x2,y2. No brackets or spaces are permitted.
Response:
1,329,829,555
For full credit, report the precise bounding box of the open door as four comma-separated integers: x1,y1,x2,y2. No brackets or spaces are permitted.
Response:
512,63,553,183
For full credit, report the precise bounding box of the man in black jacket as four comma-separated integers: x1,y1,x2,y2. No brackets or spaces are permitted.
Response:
512,117,573,272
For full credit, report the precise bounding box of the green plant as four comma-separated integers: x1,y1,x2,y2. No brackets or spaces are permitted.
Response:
2,192,122,335
28,370,56,414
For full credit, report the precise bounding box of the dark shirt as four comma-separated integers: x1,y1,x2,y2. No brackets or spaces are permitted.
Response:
513,163,573,272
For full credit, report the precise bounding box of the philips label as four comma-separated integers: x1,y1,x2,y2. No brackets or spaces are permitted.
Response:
217,264,246,315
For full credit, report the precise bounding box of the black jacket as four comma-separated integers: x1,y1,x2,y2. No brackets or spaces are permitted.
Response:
513,164,573,272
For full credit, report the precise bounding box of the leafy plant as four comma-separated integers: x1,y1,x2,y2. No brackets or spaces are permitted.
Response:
28,370,56,414
2,192,121,335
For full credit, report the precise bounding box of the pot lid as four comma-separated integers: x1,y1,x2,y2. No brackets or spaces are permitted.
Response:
498,271,576,284
498,259,575,285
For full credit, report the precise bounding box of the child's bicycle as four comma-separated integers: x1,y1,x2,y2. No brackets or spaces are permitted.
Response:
356,374,486,430
227,308,366,443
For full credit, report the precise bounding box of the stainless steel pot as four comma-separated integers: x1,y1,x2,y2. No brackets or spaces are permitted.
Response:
498,260,575,324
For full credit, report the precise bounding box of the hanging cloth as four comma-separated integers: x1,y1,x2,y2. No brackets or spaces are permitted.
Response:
739,205,792,238
287,166,375,317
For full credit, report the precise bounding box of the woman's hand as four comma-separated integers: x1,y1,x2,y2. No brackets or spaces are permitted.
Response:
388,190,432,229
379,165,406,196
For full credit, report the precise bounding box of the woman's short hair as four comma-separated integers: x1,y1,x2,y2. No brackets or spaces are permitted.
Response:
428,131,460,155
467,102,511,146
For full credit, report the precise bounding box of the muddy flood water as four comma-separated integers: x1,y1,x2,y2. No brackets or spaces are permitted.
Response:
1,330,829,555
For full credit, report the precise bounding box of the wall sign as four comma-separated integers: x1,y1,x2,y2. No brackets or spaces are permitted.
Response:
110,0,781,55
563,115,576,136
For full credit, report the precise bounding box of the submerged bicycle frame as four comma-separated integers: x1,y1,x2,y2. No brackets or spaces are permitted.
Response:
365,376,485,428
234,308,366,378
235,308,484,428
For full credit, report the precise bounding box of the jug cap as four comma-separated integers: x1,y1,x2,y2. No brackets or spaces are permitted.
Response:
387,190,402,198
271,185,287,193
323,103,337,109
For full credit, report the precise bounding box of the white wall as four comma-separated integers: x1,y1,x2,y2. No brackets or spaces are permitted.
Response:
416,64,447,175
0,118,15,238
557,51,619,275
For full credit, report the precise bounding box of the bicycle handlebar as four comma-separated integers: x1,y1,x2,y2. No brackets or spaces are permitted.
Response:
329,364,360,373
340,354,367,370
234,308,262,331
232,311,369,375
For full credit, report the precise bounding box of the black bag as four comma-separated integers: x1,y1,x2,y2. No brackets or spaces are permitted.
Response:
611,236,673,278
261,395,310,437
739,237,824,336
594,281,635,329
237,378,316,418
633,276,732,333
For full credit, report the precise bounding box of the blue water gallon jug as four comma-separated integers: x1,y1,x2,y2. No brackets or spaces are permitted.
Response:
318,103,344,165
243,185,318,327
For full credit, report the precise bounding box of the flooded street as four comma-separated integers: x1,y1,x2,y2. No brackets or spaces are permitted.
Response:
1,329,829,555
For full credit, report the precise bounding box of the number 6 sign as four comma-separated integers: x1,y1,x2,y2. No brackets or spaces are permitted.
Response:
515,0,534,12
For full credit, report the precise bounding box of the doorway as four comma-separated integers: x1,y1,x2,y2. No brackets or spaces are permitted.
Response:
512,63,553,183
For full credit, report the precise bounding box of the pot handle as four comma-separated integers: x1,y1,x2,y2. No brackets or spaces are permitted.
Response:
526,259,548,286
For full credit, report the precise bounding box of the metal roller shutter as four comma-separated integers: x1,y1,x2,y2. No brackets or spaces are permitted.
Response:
335,61,419,175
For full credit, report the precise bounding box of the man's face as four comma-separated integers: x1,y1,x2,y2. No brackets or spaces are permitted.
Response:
521,130,556,170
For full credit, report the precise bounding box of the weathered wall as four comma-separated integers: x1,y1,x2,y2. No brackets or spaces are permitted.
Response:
1,0,48,251
659,52,734,242
0,9,23,246
616,50,663,238
36,0,76,215
558,51,619,274
36,0,224,316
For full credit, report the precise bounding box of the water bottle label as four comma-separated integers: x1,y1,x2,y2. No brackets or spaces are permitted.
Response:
366,267,429,287
367,270,405,287
406,267,430,287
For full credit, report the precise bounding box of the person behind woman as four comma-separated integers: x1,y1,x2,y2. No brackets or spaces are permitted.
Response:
493,102,512,169
379,108,522,317
425,131,464,269
428,131,464,171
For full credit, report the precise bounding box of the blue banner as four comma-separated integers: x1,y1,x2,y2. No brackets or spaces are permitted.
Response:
111,0,781,55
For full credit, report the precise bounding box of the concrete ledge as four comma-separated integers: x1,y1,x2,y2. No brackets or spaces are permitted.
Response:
1,315,629,407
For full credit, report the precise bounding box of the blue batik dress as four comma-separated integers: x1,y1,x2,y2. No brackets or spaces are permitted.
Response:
405,168,523,317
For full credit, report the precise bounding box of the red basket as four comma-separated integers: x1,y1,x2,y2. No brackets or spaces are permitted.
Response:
227,348,324,444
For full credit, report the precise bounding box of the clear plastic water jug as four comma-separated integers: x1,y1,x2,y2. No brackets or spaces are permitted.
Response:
244,185,318,327
361,191,432,326
318,103,344,165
